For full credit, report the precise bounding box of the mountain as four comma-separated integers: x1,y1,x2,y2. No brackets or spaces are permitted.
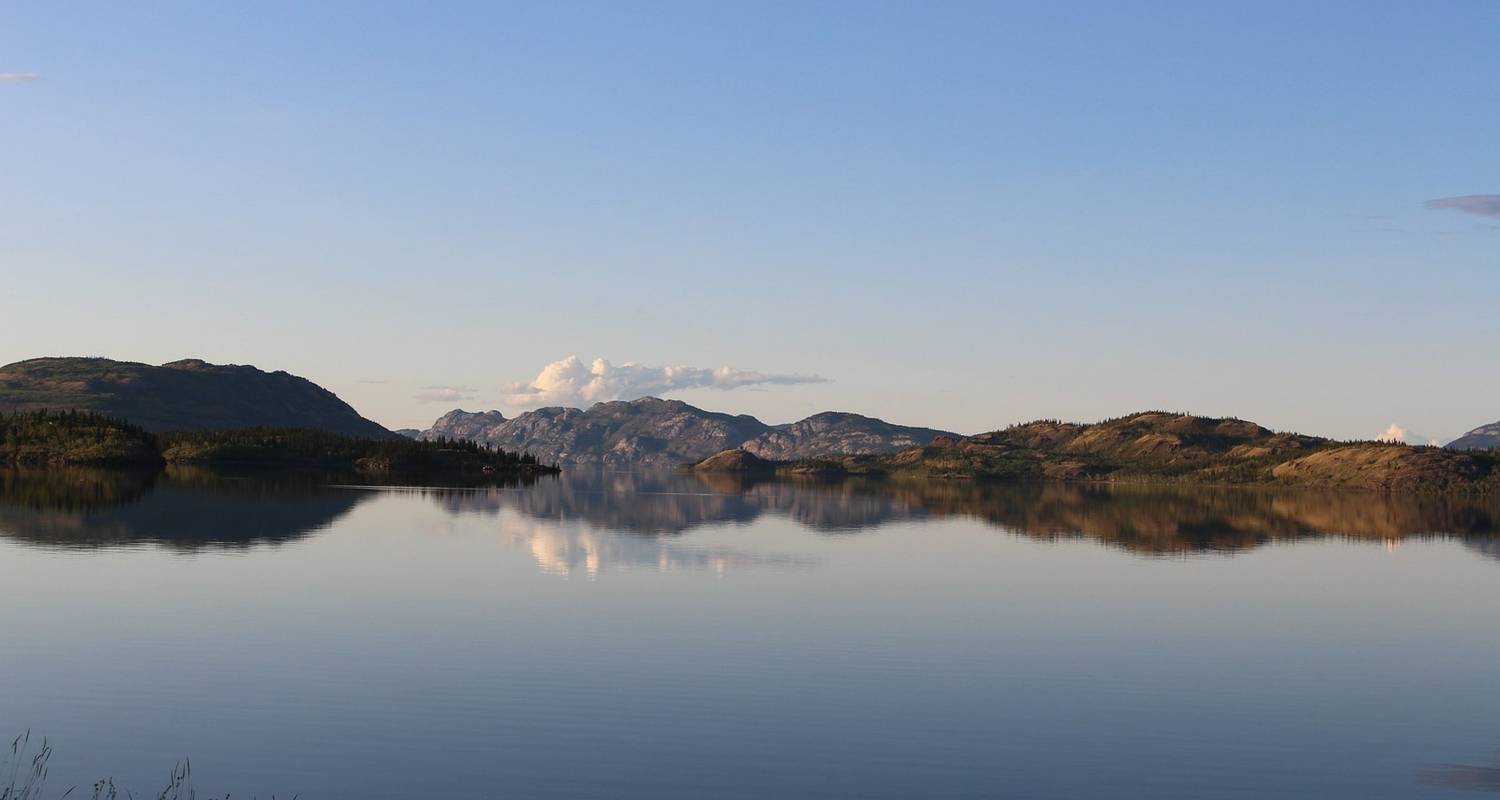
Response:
1448,421,1500,451
420,398,767,468
742,411,954,460
0,357,397,439
696,411,1500,493
418,397,954,468
420,409,506,441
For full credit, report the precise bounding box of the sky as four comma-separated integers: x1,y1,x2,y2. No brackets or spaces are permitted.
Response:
1,1,1496,440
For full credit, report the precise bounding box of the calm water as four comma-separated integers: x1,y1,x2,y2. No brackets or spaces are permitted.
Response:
2,467,1499,798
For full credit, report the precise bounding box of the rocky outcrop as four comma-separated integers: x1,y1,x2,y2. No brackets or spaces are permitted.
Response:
417,409,506,442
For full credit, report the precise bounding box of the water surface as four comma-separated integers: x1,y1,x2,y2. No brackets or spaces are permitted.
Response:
1,468,1498,798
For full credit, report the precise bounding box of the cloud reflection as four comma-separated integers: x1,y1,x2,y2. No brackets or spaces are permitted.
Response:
500,515,817,578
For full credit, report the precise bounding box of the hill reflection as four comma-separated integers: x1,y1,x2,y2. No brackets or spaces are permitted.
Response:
4,467,1498,562
0,466,374,551
868,479,1500,555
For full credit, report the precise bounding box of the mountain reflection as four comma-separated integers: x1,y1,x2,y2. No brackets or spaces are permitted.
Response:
423,471,923,534
427,472,1500,557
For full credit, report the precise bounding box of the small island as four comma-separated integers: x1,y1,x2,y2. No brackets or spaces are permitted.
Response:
1,410,560,477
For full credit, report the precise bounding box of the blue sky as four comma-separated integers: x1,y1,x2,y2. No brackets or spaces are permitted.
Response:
2,1,1496,439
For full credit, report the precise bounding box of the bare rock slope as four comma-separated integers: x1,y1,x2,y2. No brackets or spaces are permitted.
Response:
418,398,953,468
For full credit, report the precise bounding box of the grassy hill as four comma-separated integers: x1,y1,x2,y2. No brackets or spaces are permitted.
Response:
694,411,1500,494
0,357,395,438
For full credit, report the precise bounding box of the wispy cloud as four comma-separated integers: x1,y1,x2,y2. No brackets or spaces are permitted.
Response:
413,385,476,403
503,355,827,408
1425,195,1500,219
0,73,41,82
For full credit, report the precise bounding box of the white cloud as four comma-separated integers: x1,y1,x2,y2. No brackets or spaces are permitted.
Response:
0,73,41,82
503,355,827,408
1376,423,1442,446
1376,423,1407,443
414,385,475,403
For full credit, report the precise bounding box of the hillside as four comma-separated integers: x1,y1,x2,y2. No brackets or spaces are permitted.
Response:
0,357,396,439
1448,421,1500,451
694,411,1500,493
418,398,953,468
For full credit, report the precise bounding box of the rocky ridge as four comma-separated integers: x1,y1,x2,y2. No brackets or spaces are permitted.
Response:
418,398,954,468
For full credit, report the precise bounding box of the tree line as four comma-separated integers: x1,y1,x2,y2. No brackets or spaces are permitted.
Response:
2,410,548,469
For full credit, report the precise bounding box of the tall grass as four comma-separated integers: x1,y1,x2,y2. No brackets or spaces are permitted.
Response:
1,732,49,800
2,733,295,800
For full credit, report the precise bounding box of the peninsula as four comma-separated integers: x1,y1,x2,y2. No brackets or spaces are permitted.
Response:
1,410,558,477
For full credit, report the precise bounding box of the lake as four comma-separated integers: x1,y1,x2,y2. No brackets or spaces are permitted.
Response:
1,467,1498,798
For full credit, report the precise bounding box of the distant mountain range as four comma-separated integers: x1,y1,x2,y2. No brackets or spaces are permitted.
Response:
7,355,1496,479
0,357,396,439
1448,421,1500,451
416,397,955,468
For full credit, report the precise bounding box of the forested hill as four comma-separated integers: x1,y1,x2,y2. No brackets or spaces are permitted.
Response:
0,357,396,439
1,409,558,476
